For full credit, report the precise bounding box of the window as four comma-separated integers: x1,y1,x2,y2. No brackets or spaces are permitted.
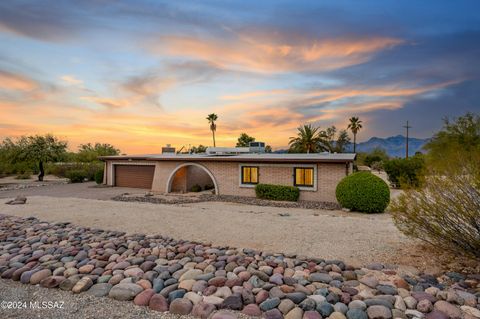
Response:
294,167,314,187
241,166,259,184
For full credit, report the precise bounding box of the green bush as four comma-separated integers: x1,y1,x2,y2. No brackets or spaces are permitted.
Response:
94,169,104,184
15,172,32,179
190,184,202,192
383,154,425,188
66,169,88,183
204,184,214,190
255,184,300,202
336,172,390,213
47,162,103,181
391,162,480,258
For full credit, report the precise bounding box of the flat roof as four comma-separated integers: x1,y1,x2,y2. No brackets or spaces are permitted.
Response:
99,152,356,163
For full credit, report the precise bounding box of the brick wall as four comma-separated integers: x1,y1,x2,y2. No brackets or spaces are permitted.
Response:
146,160,348,203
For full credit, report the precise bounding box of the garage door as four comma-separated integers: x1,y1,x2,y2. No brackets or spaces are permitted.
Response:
114,165,155,189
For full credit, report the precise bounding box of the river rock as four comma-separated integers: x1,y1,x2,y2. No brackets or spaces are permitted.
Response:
192,301,217,319
109,283,143,301
149,294,169,312
134,289,155,306
170,298,193,315
86,283,113,297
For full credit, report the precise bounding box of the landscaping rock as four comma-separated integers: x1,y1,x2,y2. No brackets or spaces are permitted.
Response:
109,283,143,301
169,298,193,315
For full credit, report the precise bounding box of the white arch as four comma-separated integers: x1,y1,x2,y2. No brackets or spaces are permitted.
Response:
166,162,219,195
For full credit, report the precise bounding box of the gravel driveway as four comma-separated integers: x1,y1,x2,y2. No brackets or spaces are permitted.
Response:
1,192,406,266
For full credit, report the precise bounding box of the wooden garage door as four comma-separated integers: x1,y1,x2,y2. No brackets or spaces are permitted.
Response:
115,165,155,189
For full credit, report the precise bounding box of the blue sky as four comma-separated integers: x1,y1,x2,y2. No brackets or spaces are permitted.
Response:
0,0,479,152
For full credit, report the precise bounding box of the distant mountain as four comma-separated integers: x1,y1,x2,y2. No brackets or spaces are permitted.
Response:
347,135,430,157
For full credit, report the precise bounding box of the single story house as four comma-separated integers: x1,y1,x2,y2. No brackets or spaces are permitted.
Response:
99,149,355,203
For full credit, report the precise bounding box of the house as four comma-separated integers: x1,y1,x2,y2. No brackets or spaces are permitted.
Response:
99,146,355,203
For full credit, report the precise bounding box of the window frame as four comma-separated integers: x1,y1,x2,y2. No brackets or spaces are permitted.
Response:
241,166,259,185
293,167,315,188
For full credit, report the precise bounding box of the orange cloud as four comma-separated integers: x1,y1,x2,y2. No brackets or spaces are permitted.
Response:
0,70,38,91
150,34,403,73
60,75,83,86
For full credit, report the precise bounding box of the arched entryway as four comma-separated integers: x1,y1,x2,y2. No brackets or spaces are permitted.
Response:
166,163,218,194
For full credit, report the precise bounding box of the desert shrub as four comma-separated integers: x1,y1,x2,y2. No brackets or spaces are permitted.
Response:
66,169,88,183
15,172,32,179
370,161,384,171
204,184,214,190
190,184,202,192
255,184,300,202
391,168,480,258
94,169,104,184
47,162,103,181
383,154,426,188
364,148,389,167
336,172,390,213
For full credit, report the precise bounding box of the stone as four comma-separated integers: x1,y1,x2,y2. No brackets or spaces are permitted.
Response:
29,269,52,285
417,300,433,313
335,302,349,314
395,296,407,311
169,298,193,315
168,289,187,303
330,312,348,319
349,300,367,310
79,264,94,274
124,267,143,277
377,285,397,296
221,294,243,310
86,283,113,297
39,276,65,288
425,310,448,319
260,297,282,311
212,311,239,319
243,304,262,316
287,292,307,304
412,292,437,304
279,299,296,314
367,305,392,319
264,308,284,319
134,289,155,306
286,307,304,319
192,301,217,319
299,298,317,311
433,301,462,319
359,276,379,289
185,291,203,305
72,277,93,293
317,302,335,317
309,273,333,283
180,269,203,281
405,310,425,318
203,295,224,306
404,297,417,309
59,276,81,291
460,306,480,318
149,294,169,312
347,308,368,319
109,283,143,301
179,279,196,291
303,310,322,319
391,309,406,319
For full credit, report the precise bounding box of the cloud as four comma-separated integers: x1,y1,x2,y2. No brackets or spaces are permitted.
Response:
149,33,403,73
81,96,132,109
0,70,38,91
60,75,83,86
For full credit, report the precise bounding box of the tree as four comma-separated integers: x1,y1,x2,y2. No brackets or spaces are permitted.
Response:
363,148,389,167
190,145,207,153
288,124,329,153
13,134,68,181
236,133,255,147
76,143,120,162
334,129,351,153
423,112,480,171
206,113,218,147
265,145,272,153
347,116,363,153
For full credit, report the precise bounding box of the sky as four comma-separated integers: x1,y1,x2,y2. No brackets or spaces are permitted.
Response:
0,0,479,153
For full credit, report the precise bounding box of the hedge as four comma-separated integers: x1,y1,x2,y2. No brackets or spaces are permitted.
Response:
255,184,300,202
66,169,88,183
94,169,104,184
335,172,390,213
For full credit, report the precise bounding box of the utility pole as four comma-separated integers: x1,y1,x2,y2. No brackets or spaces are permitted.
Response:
403,121,412,159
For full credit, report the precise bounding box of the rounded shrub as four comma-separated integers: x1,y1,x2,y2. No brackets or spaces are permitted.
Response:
336,172,390,213
94,169,104,184
66,169,88,183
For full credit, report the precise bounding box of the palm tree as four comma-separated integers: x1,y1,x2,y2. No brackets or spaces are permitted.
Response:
347,116,363,153
289,124,329,153
206,113,218,147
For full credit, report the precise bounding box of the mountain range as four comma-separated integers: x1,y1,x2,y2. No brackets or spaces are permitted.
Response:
345,135,430,157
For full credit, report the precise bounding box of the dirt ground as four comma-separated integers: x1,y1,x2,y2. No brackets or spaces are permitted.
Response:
0,181,408,266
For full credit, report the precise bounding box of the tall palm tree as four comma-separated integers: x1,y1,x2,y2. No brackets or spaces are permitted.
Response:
206,113,218,147
289,124,329,153
347,116,363,153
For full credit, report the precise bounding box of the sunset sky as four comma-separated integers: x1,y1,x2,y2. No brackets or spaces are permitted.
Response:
1,1,479,153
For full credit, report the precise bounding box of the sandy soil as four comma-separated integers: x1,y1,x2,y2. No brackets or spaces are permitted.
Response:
1,195,407,266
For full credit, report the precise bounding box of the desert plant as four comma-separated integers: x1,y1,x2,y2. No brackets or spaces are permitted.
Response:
383,154,425,188
255,184,300,201
391,168,480,258
66,169,88,183
94,169,104,184
15,172,32,180
336,172,390,213
347,116,363,153
364,148,389,167
190,184,202,192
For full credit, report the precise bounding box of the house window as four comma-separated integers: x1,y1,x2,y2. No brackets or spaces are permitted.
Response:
294,167,314,187
241,166,259,184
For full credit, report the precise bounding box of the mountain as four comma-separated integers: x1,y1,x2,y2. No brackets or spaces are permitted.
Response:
348,135,430,157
